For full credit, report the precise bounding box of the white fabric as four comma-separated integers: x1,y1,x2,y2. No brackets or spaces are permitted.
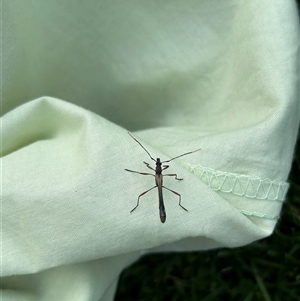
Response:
1,1,299,300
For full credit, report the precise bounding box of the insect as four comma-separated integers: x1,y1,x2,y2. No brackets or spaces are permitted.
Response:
125,132,200,223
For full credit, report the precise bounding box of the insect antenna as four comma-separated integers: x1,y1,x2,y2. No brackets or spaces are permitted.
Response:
161,148,201,163
127,132,156,162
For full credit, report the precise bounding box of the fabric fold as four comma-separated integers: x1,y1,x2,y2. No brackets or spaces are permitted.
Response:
2,96,293,277
2,0,299,300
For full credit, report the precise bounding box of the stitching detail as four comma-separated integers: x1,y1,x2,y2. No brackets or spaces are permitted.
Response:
183,163,289,202
181,163,289,220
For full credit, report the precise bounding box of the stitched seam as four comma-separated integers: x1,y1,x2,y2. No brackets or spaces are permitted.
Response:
182,163,289,202
181,163,289,220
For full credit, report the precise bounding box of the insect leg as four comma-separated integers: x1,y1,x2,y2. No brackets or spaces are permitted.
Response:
143,162,156,171
162,186,188,211
131,186,157,212
125,169,155,176
163,173,183,180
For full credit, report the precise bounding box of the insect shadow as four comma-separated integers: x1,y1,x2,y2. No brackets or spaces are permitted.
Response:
125,132,200,223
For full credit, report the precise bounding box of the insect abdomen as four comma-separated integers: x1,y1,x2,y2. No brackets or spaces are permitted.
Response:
160,207,166,223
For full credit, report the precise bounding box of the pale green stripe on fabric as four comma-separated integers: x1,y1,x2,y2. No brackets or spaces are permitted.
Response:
238,209,280,220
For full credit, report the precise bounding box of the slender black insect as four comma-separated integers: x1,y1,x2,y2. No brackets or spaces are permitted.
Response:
125,132,200,223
